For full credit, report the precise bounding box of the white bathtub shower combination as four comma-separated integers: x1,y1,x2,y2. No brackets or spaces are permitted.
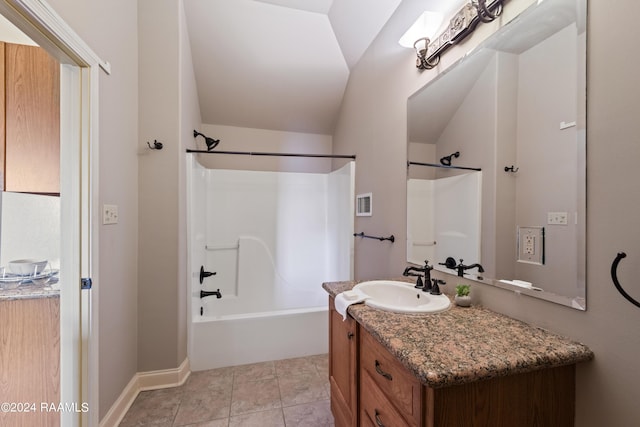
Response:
187,155,354,370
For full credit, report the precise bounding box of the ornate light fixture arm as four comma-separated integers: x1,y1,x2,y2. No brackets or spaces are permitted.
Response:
415,0,505,70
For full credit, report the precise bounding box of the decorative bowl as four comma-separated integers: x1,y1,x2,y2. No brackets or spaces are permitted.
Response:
8,259,48,276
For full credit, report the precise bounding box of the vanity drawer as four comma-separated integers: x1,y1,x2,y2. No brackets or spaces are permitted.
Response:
360,328,421,426
360,369,411,427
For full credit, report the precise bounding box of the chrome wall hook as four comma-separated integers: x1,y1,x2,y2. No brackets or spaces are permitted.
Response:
146,140,163,150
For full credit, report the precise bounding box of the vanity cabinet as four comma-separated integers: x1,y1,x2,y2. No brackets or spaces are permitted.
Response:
329,297,358,427
328,298,579,427
0,42,60,194
0,296,60,426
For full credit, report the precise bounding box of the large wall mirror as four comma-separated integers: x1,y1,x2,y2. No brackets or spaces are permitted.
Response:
406,0,586,310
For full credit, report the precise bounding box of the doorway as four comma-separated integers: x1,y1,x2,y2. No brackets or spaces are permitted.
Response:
0,2,106,425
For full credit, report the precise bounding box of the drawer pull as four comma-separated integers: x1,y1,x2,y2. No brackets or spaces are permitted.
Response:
347,331,354,339
374,409,386,427
375,360,393,381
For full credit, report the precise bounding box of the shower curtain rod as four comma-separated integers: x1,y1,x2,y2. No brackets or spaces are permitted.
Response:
186,149,356,160
407,161,481,172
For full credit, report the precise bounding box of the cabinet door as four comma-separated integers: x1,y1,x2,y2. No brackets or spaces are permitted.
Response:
4,43,60,194
329,297,358,427
0,297,60,426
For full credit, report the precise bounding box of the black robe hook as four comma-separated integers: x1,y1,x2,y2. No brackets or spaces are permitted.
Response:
146,140,163,150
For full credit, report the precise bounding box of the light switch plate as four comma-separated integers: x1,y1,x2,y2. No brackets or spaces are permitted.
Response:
547,212,568,225
103,204,119,225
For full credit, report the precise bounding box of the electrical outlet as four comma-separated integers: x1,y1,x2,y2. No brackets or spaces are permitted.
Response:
523,235,536,255
548,212,568,225
518,226,545,265
103,204,119,225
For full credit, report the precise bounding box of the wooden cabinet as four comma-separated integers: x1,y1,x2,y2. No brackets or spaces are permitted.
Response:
329,297,358,427
1,42,60,194
0,296,60,427
329,301,577,427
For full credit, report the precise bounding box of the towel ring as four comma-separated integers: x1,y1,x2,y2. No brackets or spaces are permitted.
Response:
611,252,640,308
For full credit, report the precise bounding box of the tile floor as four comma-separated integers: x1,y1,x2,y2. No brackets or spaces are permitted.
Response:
119,354,334,427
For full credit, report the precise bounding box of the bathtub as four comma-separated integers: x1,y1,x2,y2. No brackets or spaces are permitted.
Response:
190,239,330,371
189,305,328,371
186,156,352,372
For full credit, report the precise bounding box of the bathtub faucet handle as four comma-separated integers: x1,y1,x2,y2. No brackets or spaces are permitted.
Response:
200,266,217,284
200,289,222,299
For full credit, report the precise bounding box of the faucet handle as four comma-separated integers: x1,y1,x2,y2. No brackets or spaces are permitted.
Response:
414,276,424,289
439,257,457,269
430,279,446,295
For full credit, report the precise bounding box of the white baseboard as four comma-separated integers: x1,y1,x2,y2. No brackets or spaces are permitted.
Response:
99,358,190,427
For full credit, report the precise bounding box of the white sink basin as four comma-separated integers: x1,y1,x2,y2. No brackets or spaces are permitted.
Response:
353,280,451,314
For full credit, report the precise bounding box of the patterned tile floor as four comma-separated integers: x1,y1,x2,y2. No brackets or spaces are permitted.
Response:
119,354,334,427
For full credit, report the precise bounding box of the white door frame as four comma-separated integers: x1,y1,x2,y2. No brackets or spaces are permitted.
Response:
0,1,108,426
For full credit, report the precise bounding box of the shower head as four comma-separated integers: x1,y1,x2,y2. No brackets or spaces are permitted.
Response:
193,130,220,151
440,151,460,166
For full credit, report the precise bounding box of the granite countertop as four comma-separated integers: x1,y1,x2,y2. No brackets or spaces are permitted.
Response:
0,284,60,301
323,280,594,389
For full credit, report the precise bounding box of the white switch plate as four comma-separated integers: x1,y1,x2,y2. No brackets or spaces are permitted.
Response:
103,204,119,225
548,212,568,225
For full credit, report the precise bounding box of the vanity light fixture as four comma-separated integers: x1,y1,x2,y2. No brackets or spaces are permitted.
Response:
413,0,504,70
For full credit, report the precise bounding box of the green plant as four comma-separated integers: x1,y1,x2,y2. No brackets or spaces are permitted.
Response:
455,284,470,297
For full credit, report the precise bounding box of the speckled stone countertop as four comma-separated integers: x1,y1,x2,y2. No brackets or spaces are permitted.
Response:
323,280,593,389
0,284,60,301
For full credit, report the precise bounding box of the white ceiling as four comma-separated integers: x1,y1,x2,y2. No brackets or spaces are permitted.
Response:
183,0,403,135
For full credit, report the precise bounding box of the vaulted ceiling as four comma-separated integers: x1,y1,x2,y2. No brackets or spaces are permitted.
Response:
182,0,407,135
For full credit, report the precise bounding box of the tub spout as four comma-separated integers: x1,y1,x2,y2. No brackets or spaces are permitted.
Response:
200,289,222,299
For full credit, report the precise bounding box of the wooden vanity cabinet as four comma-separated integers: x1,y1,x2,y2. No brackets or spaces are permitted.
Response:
0,296,60,427
1,42,60,194
329,297,359,427
329,301,577,427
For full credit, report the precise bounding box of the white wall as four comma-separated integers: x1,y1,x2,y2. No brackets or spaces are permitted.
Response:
197,124,334,173
0,193,60,269
137,0,201,373
44,0,140,419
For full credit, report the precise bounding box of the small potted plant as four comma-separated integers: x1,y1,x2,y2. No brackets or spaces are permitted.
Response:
455,284,472,307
